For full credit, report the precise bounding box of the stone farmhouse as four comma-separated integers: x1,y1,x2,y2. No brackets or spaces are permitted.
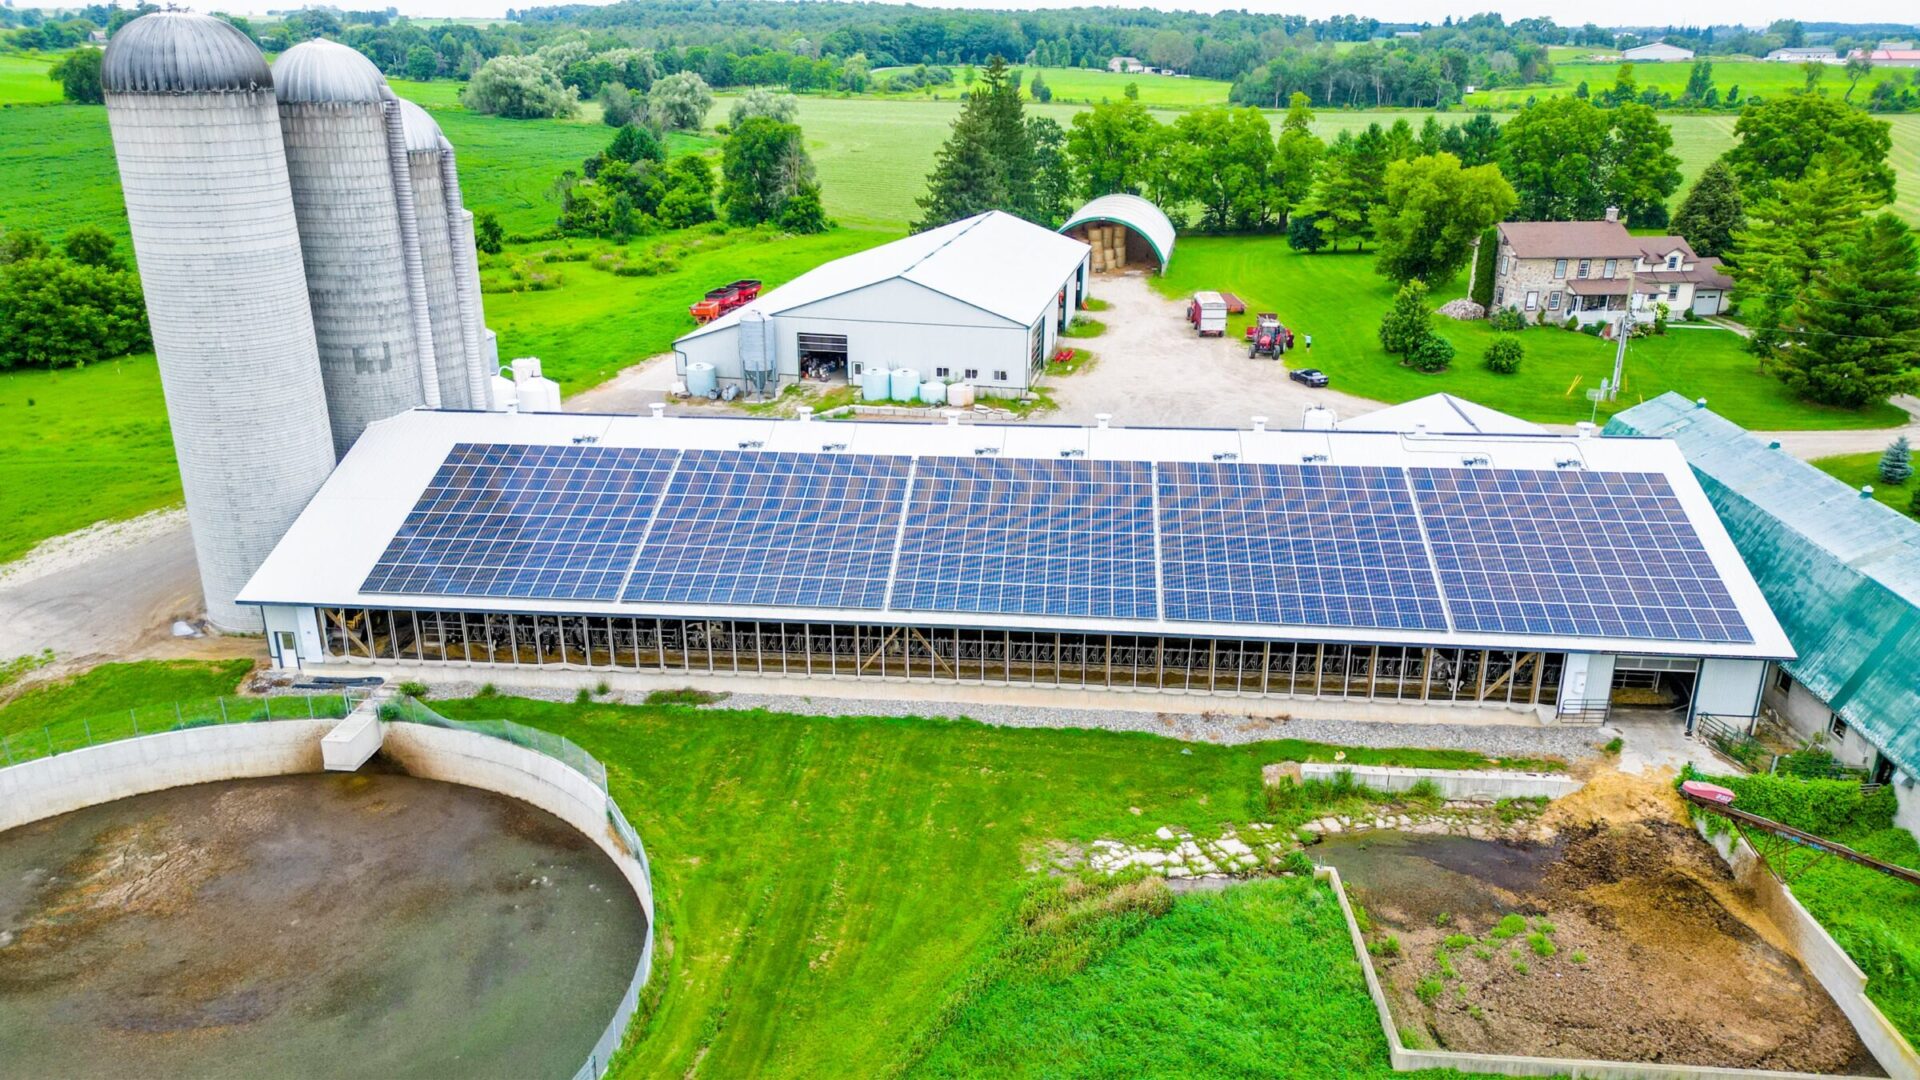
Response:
1483,215,1734,328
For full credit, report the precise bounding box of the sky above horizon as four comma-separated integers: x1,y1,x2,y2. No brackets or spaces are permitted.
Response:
61,0,1919,33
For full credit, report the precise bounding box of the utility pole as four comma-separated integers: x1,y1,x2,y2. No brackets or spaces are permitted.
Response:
1609,268,1636,400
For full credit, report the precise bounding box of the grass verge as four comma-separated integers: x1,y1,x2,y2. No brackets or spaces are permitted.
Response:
1811,450,1920,521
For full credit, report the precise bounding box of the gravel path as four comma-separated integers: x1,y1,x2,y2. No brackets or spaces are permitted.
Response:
421,679,1609,762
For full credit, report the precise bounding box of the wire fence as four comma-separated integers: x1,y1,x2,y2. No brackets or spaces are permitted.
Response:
378,697,610,792
0,691,368,768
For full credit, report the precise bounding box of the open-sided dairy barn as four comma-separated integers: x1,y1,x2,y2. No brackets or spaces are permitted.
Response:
240,405,1791,725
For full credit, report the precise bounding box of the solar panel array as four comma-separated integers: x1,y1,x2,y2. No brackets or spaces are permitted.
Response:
894,458,1157,619
1159,462,1446,631
1412,468,1751,644
624,450,908,609
362,444,678,601
361,443,1753,645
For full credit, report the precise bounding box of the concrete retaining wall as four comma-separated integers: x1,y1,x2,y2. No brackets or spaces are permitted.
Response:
381,722,653,923
0,719,336,834
1696,820,1919,1080
1318,862,1895,1080
1300,762,1583,801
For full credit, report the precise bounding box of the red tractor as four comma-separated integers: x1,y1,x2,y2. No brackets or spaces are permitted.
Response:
1247,313,1290,359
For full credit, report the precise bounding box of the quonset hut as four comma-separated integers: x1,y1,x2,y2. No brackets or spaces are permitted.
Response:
240,407,1791,728
1060,194,1175,275
103,12,338,633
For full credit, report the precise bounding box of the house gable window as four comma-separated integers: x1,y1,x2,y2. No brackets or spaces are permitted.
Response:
1553,258,1567,278
1577,259,1591,279
1666,253,1680,269
1603,258,1617,279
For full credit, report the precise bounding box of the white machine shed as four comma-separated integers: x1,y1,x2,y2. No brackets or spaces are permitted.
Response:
673,211,1090,397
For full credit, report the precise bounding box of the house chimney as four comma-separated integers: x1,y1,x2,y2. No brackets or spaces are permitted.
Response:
1604,206,1620,224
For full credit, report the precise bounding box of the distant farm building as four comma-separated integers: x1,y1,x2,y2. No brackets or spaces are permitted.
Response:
1622,42,1695,61
672,211,1089,398
1059,194,1175,275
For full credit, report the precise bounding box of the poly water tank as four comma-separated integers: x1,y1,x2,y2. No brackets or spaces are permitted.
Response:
860,365,891,401
686,362,719,399
103,12,337,633
396,98,477,409
947,382,977,408
889,367,919,401
488,372,517,412
273,39,437,455
919,380,947,405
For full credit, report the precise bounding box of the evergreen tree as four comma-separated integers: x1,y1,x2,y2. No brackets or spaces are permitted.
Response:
1311,133,1373,252
1783,214,1920,408
1273,93,1323,224
913,57,1041,229
1671,159,1744,258
1730,155,1879,354
1681,60,1715,105
1379,279,1433,354
1879,436,1914,485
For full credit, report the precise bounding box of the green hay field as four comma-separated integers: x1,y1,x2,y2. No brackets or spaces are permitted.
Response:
0,51,61,106
1463,59,1908,109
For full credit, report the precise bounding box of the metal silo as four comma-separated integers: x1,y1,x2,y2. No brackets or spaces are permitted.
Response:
396,98,480,408
102,12,337,634
273,39,441,453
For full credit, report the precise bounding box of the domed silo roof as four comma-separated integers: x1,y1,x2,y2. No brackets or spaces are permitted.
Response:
395,97,445,154
102,11,272,94
272,38,388,104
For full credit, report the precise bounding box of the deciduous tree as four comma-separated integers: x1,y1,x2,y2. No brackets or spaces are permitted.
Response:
1371,153,1516,285
648,72,714,132
50,47,102,105
723,117,820,230
1065,99,1165,199
1723,95,1895,204
464,55,579,119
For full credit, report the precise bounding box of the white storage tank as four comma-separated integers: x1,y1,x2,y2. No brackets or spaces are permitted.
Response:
860,365,891,401
509,356,561,412
396,98,479,409
273,39,437,455
889,367,918,401
103,12,337,633
919,380,947,405
686,361,719,399
948,382,977,408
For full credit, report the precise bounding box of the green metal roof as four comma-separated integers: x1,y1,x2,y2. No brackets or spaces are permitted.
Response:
1608,394,1920,777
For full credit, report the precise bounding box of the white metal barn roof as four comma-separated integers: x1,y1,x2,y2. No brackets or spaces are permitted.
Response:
242,408,1791,660
1338,394,1548,436
676,211,1089,345
1060,194,1176,269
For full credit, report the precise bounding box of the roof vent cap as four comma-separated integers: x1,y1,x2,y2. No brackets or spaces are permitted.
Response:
1861,485,1876,499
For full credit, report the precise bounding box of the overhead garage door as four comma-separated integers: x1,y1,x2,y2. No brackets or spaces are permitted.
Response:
797,333,848,357
1691,291,1722,317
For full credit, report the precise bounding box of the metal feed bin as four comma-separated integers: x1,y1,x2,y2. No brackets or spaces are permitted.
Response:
737,309,776,396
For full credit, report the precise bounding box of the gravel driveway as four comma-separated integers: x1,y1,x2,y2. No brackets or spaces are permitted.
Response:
1048,272,1386,429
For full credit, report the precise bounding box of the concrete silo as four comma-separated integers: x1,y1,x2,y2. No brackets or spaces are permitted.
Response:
273,39,442,453
102,12,338,634
395,98,486,409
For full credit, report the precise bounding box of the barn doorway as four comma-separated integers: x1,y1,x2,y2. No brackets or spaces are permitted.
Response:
1068,221,1162,274
796,333,848,384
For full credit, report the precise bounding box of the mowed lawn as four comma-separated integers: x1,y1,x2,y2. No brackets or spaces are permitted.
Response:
1812,451,1920,520
428,693,1513,1078
1153,236,1908,430
872,64,1234,108
0,51,62,105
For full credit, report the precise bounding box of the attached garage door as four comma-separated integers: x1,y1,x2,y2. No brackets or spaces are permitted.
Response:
1691,291,1722,317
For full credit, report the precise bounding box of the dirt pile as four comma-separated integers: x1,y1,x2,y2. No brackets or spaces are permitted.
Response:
1357,771,1883,1075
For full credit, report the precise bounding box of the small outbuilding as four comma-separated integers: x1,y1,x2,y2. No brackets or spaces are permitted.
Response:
673,211,1090,399
1060,194,1175,275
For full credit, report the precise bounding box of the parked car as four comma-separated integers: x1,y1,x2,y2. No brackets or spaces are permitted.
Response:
1289,367,1330,387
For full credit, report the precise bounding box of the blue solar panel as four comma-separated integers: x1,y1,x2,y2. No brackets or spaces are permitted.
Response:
362,443,678,601
1411,468,1752,644
622,450,910,609
1157,462,1447,631
891,457,1159,619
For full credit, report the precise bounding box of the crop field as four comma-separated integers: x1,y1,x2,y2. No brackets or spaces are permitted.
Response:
1463,59,1909,109
1153,236,1908,431
1013,65,1235,107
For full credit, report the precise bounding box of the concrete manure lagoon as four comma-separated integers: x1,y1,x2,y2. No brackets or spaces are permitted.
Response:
0,770,648,1079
